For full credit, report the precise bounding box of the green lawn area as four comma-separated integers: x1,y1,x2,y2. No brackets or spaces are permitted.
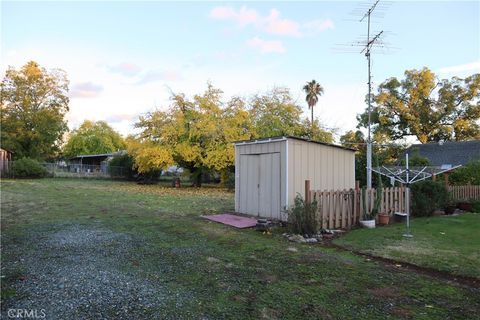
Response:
1,178,480,319
334,213,480,279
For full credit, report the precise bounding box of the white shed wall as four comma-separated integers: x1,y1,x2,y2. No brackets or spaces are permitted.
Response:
287,139,355,207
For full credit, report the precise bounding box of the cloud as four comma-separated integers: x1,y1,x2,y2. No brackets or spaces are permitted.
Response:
108,62,142,77
210,6,331,37
437,61,480,75
246,37,285,54
210,6,258,26
264,9,301,37
303,19,334,34
136,70,182,85
105,113,139,124
70,82,104,98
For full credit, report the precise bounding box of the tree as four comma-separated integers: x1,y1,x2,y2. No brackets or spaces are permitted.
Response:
340,130,405,186
133,84,254,186
249,87,303,138
63,120,125,158
303,80,324,134
0,61,69,159
358,68,480,143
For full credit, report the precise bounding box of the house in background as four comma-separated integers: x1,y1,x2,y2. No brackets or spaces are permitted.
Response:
406,140,480,168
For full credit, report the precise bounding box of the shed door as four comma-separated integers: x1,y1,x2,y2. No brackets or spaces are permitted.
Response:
239,153,281,219
239,155,260,215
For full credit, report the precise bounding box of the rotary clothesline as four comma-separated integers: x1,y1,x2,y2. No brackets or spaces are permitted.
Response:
371,154,461,237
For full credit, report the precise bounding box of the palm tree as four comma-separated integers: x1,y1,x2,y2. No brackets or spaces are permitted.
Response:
303,80,324,135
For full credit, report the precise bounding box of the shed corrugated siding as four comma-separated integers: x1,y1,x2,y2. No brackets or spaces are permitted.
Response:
234,140,287,217
287,139,355,205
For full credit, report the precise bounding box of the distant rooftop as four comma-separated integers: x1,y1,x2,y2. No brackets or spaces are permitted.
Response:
406,140,480,166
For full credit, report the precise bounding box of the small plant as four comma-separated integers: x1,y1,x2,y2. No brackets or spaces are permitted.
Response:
11,158,47,178
286,194,318,236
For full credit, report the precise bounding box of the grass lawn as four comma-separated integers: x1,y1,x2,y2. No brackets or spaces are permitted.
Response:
334,214,480,279
1,178,480,319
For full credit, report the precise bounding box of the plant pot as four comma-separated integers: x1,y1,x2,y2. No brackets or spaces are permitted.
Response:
359,220,375,229
377,213,390,226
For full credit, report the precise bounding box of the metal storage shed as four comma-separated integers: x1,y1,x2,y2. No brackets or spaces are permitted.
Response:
234,136,356,221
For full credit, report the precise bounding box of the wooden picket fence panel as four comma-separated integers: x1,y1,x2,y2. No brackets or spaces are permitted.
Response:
448,185,480,201
309,186,406,229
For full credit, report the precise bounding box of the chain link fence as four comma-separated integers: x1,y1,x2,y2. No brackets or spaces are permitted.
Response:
1,161,128,179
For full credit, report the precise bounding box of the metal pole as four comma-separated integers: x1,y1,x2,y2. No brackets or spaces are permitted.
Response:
403,153,413,238
366,10,373,190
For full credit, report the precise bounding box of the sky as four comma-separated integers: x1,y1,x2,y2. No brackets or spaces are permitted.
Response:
1,0,479,140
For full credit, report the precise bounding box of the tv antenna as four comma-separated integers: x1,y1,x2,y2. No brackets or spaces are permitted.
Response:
362,0,385,190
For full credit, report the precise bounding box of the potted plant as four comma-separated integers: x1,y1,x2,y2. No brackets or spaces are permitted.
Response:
375,176,389,225
360,157,385,228
378,210,390,225
360,185,376,228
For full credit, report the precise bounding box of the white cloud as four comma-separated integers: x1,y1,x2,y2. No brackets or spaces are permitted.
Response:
107,62,142,77
303,19,334,34
135,70,182,85
70,82,104,98
437,61,480,75
210,6,329,37
246,37,286,54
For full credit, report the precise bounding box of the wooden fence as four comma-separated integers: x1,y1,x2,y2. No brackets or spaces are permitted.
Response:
308,185,406,230
448,185,480,201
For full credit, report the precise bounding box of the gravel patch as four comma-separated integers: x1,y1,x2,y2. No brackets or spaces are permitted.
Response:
1,224,193,319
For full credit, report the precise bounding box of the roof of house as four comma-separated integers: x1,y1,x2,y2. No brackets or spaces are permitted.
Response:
406,140,480,166
69,153,114,160
234,136,356,152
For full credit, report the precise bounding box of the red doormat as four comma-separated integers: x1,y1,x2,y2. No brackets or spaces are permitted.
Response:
201,213,258,229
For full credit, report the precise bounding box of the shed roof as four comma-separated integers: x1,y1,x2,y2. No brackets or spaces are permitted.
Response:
234,136,355,152
69,153,114,160
406,140,480,166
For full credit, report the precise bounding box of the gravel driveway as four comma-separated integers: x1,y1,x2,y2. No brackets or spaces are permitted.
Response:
1,223,190,319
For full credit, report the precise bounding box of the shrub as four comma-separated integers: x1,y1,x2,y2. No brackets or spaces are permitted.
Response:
472,201,480,213
449,160,480,185
411,180,448,217
286,194,318,235
11,158,47,178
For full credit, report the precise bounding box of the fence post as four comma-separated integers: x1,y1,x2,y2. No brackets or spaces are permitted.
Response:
305,180,311,204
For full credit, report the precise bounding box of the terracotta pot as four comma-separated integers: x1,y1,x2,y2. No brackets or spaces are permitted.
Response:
377,213,390,226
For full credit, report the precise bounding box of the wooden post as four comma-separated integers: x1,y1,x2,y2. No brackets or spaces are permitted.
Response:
432,174,436,181
305,180,311,204
444,172,449,187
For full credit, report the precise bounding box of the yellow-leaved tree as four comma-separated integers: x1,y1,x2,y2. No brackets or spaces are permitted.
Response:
131,84,255,186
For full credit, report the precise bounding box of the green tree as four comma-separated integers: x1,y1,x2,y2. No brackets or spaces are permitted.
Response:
63,120,125,158
340,130,405,187
358,68,480,143
133,84,254,186
249,87,303,138
0,61,69,159
303,80,324,134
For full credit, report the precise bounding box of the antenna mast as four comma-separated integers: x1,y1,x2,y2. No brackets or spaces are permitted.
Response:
361,0,383,189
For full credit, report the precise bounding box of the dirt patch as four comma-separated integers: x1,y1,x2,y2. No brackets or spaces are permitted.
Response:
368,286,401,298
